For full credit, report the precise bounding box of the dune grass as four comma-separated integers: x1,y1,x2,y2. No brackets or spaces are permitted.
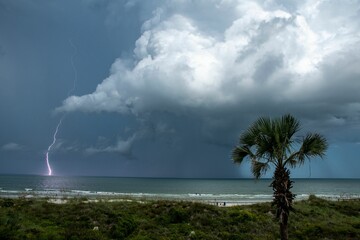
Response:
0,195,359,239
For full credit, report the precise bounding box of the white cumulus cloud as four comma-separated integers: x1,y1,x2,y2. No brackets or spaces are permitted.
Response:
58,0,360,142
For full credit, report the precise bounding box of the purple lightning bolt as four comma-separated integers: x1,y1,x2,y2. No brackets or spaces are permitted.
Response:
45,117,63,176
45,39,77,176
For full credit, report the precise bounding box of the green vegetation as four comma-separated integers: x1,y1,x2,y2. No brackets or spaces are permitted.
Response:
0,196,358,239
232,114,328,239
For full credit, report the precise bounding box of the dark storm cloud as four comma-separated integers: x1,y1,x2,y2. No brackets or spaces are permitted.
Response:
85,134,137,158
55,0,360,178
1,0,360,177
59,0,360,143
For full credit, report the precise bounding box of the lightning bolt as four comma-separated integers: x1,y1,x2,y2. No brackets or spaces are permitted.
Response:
45,117,63,176
45,39,77,176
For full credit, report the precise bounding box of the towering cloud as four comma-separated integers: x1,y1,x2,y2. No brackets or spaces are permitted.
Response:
58,0,360,143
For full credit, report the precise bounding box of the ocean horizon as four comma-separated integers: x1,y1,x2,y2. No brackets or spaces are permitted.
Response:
1,174,359,205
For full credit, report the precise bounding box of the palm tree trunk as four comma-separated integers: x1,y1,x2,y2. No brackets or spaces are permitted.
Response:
271,166,295,240
279,212,288,240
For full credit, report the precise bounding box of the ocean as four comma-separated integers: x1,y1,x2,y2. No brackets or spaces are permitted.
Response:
0,175,359,205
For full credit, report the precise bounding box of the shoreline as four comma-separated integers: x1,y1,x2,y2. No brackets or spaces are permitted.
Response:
1,190,359,207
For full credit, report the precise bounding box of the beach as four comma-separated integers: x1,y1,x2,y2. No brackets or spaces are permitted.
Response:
1,175,359,239
1,175,359,205
2,189,358,208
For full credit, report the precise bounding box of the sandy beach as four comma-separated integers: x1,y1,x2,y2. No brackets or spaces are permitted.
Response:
2,189,359,208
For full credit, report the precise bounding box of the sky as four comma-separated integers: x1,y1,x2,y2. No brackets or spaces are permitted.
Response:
0,0,359,178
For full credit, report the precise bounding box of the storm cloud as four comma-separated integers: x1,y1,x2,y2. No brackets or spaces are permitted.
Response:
1,0,360,177
58,0,360,145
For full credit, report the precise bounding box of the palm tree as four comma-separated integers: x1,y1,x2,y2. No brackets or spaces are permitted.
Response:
232,114,328,240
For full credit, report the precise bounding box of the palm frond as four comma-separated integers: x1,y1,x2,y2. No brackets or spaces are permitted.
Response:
255,134,274,158
232,146,254,165
285,156,298,168
281,114,301,141
240,117,274,159
274,114,300,158
299,133,328,162
251,160,270,179
289,133,328,166
240,117,271,146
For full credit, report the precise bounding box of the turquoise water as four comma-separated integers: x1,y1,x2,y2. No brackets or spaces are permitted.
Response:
0,175,359,203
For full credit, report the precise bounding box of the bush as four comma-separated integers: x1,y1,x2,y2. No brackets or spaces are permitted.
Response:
0,197,359,239
110,215,137,239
